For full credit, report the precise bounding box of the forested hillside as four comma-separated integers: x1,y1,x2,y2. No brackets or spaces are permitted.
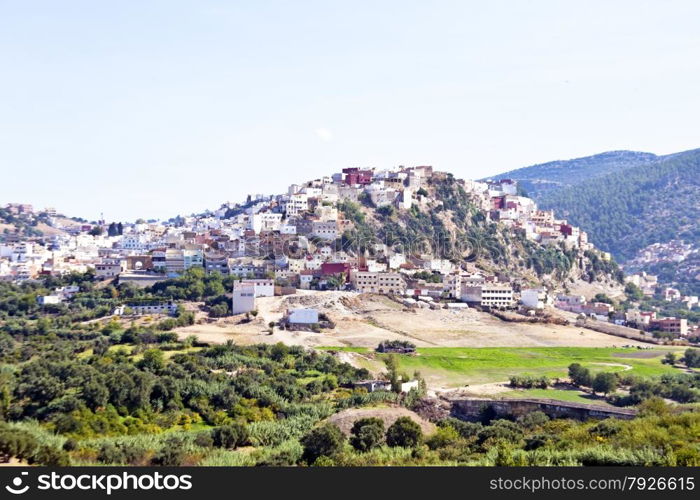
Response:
488,151,658,199
536,149,700,263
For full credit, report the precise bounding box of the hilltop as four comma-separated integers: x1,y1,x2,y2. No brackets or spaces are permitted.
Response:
332,171,622,288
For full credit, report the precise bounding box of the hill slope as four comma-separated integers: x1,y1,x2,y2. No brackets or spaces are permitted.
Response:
534,149,700,292
488,151,658,199
338,172,623,288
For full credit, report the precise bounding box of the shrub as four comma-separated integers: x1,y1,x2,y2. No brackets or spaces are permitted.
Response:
592,372,617,395
568,363,592,387
211,423,249,449
386,417,423,448
517,411,549,429
300,423,345,464
349,417,385,452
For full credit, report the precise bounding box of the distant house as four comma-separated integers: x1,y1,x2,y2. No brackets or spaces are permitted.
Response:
354,380,392,392
126,302,178,316
521,288,549,309
400,380,420,393
232,281,256,315
461,284,514,308
37,295,62,305
288,308,319,324
651,317,688,337
241,278,275,297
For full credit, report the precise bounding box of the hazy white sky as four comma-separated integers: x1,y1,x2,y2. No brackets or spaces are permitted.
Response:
1,0,700,221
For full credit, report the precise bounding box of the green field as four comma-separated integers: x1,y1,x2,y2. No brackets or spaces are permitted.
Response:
322,346,684,388
499,388,611,406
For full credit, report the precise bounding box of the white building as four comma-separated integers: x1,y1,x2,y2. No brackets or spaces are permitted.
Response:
37,295,62,305
351,271,406,294
241,278,274,297
250,212,283,233
521,288,549,309
283,194,309,217
310,221,338,241
461,284,514,308
288,308,319,324
232,281,256,315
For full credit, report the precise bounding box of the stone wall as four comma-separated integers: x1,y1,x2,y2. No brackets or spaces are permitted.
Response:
450,398,636,421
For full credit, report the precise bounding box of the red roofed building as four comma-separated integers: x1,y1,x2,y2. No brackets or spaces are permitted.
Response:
321,262,351,279
342,168,373,186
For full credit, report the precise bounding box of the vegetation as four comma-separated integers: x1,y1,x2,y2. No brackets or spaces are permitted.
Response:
537,150,700,268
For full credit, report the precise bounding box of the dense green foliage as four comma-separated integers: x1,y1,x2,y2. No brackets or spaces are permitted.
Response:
489,151,658,200
536,149,700,262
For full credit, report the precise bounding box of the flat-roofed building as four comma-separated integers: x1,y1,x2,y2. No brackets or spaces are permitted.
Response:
350,271,406,294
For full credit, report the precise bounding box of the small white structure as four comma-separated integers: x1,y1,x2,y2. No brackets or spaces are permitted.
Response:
446,302,469,310
242,278,274,297
288,308,319,324
521,288,549,309
400,380,420,393
37,295,62,305
232,282,256,315
127,302,178,316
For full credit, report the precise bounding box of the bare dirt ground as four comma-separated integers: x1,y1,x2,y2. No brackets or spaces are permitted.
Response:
567,279,626,300
326,406,436,436
174,290,649,349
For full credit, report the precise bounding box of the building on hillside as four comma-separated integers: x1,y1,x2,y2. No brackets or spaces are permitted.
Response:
342,168,373,186
241,278,274,297
520,288,550,309
310,220,338,241
287,308,319,325
231,281,256,315
353,380,392,392
350,271,406,294
554,294,586,312
461,284,514,308
95,258,124,279
651,317,688,337
204,252,230,274
126,302,178,316
37,295,62,305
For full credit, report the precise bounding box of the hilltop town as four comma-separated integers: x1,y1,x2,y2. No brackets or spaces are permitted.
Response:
1,165,697,341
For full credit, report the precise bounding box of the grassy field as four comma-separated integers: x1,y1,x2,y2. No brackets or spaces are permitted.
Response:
499,388,612,406
323,346,685,388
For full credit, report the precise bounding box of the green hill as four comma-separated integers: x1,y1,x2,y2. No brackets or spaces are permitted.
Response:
488,151,658,199
536,148,700,264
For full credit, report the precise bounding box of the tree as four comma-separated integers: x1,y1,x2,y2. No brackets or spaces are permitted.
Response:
137,349,165,372
568,363,592,387
107,222,119,237
663,352,677,365
386,417,423,448
211,424,249,449
151,436,187,466
594,293,613,305
624,282,644,301
89,226,103,236
349,417,384,452
300,423,345,464
592,372,618,395
209,304,229,318
682,349,700,368
382,354,404,392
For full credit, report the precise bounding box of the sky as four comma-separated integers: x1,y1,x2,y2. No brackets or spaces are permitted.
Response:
1,0,700,221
